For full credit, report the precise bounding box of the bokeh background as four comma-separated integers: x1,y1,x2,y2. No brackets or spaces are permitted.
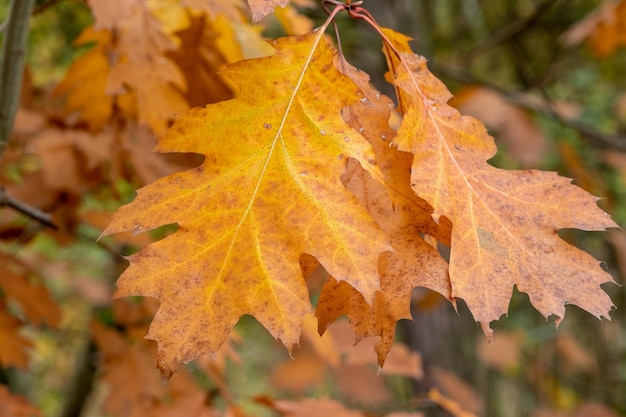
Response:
1,1,625,416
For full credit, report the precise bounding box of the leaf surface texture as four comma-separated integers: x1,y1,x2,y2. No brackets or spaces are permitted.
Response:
103,31,390,378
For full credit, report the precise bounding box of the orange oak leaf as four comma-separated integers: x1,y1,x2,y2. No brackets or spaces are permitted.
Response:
270,349,327,394
259,397,368,417
316,261,440,368
274,3,314,35
247,0,291,22
102,29,391,379
182,0,247,21
0,254,61,327
54,27,113,131
260,397,425,417
300,314,340,368
106,3,188,135
167,14,238,108
0,310,31,369
87,0,145,30
339,60,451,246
90,321,217,417
429,367,483,416
90,321,162,404
588,0,626,56
211,17,275,61
57,1,190,134
147,0,194,44
428,388,480,417
477,330,524,373
334,363,392,406
314,61,451,365
562,0,626,57
380,342,423,380
382,27,618,334
452,86,548,168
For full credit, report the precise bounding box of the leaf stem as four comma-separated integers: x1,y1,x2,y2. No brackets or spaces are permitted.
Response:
321,0,350,27
322,1,351,71
347,6,403,60
346,5,409,112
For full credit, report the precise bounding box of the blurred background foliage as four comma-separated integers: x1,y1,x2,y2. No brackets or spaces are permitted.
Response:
1,1,626,417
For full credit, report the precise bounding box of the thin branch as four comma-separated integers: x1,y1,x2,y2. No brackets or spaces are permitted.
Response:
0,187,129,262
0,187,58,229
0,0,35,160
33,0,63,15
432,64,626,152
465,0,560,61
58,341,97,417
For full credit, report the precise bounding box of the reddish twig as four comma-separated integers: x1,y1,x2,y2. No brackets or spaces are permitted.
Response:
344,5,411,112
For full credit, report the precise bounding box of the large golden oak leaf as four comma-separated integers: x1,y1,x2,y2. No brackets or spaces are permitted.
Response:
103,30,390,379
383,28,619,333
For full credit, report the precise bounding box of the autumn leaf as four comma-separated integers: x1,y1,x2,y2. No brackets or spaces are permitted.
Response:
247,0,291,22
381,27,618,333
54,27,113,131
315,60,451,365
428,388,480,417
477,330,524,373
260,396,425,417
271,349,328,394
335,364,392,405
182,0,247,21
179,0,281,23
0,254,61,327
429,367,483,416
30,129,110,194
214,17,275,60
106,2,188,135
90,320,217,417
274,3,315,35
300,314,340,368
166,14,235,108
0,311,31,369
554,333,596,374
587,0,626,57
259,397,368,417
56,1,189,134
146,0,195,49
562,0,626,57
380,343,423,380
87,0,145,30
451,86,548,167
103,29,391,379
0,254,61,369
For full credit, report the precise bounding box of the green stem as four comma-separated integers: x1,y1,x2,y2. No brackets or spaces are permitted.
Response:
0,0,35,160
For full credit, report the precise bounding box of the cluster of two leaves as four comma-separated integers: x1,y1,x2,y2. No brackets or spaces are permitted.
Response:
0,254,60,369
103,24,617,379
